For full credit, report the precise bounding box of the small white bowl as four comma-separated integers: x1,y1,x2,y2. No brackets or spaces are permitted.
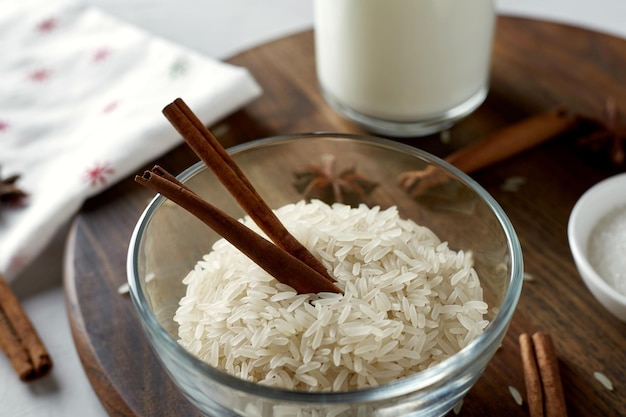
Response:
568,173,626,322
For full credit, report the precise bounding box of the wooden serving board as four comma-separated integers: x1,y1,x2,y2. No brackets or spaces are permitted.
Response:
65,17,626,416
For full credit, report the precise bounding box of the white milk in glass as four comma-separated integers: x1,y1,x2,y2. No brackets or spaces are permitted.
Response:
314,0,495,136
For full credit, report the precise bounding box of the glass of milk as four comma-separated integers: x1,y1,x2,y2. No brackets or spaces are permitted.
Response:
314,0,496,137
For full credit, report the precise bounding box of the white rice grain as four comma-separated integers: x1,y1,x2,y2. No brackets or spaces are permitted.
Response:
452,399,463,415
117,282,129,295
508,385,523,406
593,371,614,391
174,200,489,392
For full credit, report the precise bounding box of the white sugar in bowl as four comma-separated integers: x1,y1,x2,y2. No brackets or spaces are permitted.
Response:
568,173,626,322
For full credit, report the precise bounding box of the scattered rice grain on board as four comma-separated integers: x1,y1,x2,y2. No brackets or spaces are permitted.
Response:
594,371,614,391
440,129,451,144
508,385,523,406
501,176,527,192
453,399,464,415
117,282,129,295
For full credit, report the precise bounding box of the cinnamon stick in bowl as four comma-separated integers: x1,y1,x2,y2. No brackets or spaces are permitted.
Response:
136,167,342,295
163,99,334,285
136,98,342,295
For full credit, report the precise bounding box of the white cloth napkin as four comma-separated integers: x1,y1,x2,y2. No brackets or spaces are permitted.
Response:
0,0,262,280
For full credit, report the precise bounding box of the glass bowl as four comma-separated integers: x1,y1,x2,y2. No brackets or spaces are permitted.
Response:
127,133,523,417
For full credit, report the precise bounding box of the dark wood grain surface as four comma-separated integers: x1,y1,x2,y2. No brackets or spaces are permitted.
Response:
64,17,626,417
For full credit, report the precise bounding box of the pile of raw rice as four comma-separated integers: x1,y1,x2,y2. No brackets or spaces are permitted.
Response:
174,200,489,392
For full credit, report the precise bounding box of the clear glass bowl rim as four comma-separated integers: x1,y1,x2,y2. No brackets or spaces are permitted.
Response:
127,132,524,403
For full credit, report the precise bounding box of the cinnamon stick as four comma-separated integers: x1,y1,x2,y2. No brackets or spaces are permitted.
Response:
0,273,52,381
162,98,334,284
0,312,33,379
519,332,568,417
445,108,578,174
399,108,580,195
519,333,544,417
532,332,568,417
136,168,342,295
151,165,191,191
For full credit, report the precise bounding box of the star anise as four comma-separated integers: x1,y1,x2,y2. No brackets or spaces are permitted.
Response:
577,98,626,166
293,154,378,206
0,169,27,209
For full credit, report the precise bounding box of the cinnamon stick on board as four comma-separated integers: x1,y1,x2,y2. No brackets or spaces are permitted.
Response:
162,98,334,284
532,332,568,417
519,332,568,417
136,167,342,295
399,108,580,196
519,333,544,417
0,273,53,381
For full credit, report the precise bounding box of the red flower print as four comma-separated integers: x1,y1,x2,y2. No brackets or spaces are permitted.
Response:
102,101,120,114
84,162,114,187
28,68,52,82
92,47,111,63
0,120,9,133
36,17,57,33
